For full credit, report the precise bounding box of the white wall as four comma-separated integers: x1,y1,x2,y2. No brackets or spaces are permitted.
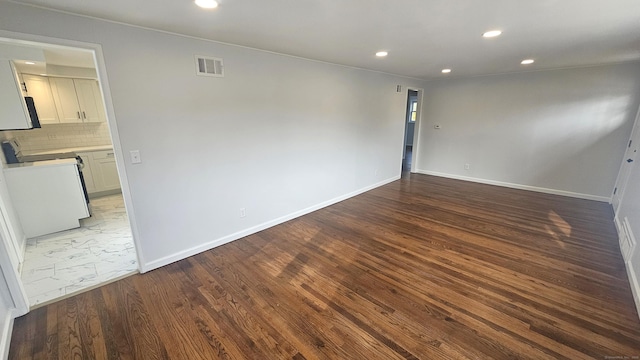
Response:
0,2,420,271
416,63,640,200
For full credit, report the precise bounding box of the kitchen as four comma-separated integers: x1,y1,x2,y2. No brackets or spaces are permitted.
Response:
0,41,137,307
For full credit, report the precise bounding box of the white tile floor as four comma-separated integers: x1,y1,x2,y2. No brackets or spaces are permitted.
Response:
20,194,138,307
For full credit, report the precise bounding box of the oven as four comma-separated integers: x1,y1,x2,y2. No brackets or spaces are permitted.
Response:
75,155,91,210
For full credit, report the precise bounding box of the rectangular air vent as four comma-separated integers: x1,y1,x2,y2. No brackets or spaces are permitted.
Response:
195,55,224,77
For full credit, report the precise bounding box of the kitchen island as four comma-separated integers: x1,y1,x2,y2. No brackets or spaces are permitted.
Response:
4,158,89,238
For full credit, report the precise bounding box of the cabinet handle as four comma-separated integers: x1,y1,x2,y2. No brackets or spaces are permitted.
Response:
77,111,81,119
106,152,114,156
82,111,86,119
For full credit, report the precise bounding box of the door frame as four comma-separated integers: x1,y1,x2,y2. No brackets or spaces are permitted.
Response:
0,230,28,316
0,193,22,269
0,30,144,305
0,227,29,359
613,104,640,214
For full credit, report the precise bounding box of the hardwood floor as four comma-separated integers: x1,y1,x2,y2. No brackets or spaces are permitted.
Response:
9,174,640,359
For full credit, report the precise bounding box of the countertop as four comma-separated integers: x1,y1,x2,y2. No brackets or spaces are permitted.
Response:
3,158,79,170
22,145,113,156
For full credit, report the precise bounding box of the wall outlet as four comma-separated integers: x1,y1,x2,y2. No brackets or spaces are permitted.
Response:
464,163,470,170
374,169,378,176
48,134,58,140
240,208,246,218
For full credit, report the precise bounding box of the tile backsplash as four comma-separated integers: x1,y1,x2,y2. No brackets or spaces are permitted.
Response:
5,122,112,152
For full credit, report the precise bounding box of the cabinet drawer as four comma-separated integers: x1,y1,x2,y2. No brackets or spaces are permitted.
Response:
91,150,115,160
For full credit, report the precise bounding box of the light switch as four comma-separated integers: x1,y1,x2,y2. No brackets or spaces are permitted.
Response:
130,150,141,164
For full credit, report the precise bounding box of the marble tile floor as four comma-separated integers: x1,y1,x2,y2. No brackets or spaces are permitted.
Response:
20,194,138,308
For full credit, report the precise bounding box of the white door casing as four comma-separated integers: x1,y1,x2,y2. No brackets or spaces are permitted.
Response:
613,106,640,214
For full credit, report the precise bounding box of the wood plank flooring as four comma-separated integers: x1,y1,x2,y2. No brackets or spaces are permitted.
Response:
9,174,640,359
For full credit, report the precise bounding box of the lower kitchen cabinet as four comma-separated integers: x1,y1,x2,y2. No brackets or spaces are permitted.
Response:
77,150,121,196
91,150,120,192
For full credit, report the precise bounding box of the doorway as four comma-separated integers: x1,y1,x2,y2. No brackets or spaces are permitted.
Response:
402,89,419,173
0,35,139,309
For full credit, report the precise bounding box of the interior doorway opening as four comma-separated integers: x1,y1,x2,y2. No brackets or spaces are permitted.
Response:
0,36,139,309
402,89,419,174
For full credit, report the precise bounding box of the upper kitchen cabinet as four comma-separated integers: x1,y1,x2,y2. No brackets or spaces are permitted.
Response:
0,60,35,130
0,44,45,130
49,77,106,123
22,74,59,125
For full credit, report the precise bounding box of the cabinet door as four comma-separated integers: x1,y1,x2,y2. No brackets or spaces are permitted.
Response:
22,74,59,124
77,152,97,194
0,61,32,130
49,77,82,123
74,79,105,123
91,151,121,192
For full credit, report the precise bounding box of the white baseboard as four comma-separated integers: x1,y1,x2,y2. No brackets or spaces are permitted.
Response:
141,175,401,272
414,170,610,202
624,261,640,320
0,309,16,360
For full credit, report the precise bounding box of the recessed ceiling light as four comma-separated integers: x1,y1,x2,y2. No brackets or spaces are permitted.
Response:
376,51,388,57
441,69,452,74
482,30,502,38
195,0,218,9
521,59,535,65
24,61,35,65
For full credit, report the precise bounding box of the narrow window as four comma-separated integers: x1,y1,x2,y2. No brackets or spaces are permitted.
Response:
410,101,418,122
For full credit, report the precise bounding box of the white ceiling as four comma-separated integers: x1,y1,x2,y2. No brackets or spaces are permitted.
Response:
11,47,95,74
11,0,640,80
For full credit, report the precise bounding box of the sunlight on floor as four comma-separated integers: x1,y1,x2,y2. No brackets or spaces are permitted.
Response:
545,210,572,249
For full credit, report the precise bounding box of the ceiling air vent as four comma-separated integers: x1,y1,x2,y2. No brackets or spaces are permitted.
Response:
195,55,224,77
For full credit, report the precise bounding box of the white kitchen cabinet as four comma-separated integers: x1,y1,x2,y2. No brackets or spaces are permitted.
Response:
4,159,90,238
0,61,33,130
48,77,79,123
49,77,106,123
78,150,121,196
74,79,105,123
91,150,120,192
22,74,59,124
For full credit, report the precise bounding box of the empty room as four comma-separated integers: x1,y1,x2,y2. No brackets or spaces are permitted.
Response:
1,0,640,359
